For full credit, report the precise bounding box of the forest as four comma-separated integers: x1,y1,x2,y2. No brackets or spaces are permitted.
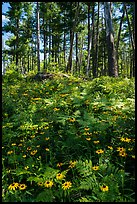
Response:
2,2,135,202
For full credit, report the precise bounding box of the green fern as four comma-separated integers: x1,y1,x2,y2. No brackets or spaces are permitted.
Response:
76,159,93,177
36,189,54,202
79,175,98,190
42,166,59,180
27,176,43,183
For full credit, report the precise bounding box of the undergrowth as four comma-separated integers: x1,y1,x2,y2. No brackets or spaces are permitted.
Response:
2,70,135,202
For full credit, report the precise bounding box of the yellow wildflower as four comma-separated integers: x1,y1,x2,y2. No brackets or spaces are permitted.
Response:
8,182,19,191
62,181,72,190
86,137,91,141
24,166,29,170
53,108,60,111
96,149,104,154
18,184,27,190
56,173,65,180
68,118,76,122
45,137,50,141
7,150,14,155
117,147,125,152
107,146,113,150
92,166,99,170
100,185,109,192
93,140,100,144
38,182,43,186
30,150,37,155
69,160,77,168
11,143,16,146
57,162,63,167
84,127,90,131
119,151,127,157
44,181,54,188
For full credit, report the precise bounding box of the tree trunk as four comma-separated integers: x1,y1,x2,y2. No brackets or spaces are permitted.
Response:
91,3,96,78
94,2,100,78
116,5,125,74
124,3,135,77
16,17,19,69
49,23,51,63
86,2,91,77
43,16,47,71
63,31,66,65
66,2,80,73
75,32,78,73
37,2,40,72
104,2,118,77
66,29,74,72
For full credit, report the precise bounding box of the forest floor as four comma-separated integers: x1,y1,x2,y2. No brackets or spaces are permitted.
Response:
2,70,135,202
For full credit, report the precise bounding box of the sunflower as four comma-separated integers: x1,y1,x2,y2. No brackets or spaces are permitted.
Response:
68,118,76,122
27,147,32,151
44,181,54,188
45,137,50,141
117,147,125,152
92,166,99,170
93,140,100,144
18,184,27,190
100,184,109,192
69,160,77,168
24,166,29,170
96,149,104,154
56,173,65,180
84,127,90,131
107,146,113,150
119,151,127,157
86,137,91,141
53,108,60,111
11,143,16,146
37,182,43,186
8,182,19,190
30,150,37,155
57,162,63,167
7,150,14,155
62,181,72,190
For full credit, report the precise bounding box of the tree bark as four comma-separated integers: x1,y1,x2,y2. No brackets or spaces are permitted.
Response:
104,2,118,77
16,17,19,69
124,3,135,77
66,2,80,73
91,3,96,78
94,2,100,78
116,5,125,74
37,2,40,72
86,2,91,77
75,32,78,73
66,29,74,72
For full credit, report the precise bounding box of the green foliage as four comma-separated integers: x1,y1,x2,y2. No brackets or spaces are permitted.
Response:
2,72,135,202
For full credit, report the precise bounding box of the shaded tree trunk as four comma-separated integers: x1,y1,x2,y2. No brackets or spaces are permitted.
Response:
37,2,40,72
63,31,66,65
124,3,135,77
94,2,100,78
75,32,78,73
104,2,118,77
91,3,96,78
86,2,91,76
66,2,80,73
66,29,74,72
116,5,125,74
16,18,19,69
43,17,47,71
